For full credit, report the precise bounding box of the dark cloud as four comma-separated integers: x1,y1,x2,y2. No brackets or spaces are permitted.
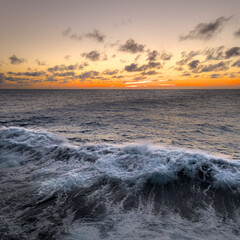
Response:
102,54,108,61
9,55,26,65
7,71,45,77
4,75,42,84
85,29,105,42
77,71,99,81
235,28,240,37
103,69,119,75
47,64,78,72
174,67,184,71
119,39,145,53
146,50,172,61
54,71,75,77
35,59,46,66
124,63,139,72
112,75,124,79
188,60,200,70
147,50,159,61
62,27,82,40
0,73,5,84
204,46,225,60
64,55,71,61
45,76,58,83
225,47,240,59
210,74,221,78
160,52,173,61
180,16,231,41
62,27,71,36
146,61,162,69
79,62,89,69
141,70,157,75
232,59,240,67
176,51,200,66
133,76,146,81
125,61,162,72
181,73,191,76
198,61,229,72
70,33,82,41
135,54,141,62
81,51,100,61
63,28,105,42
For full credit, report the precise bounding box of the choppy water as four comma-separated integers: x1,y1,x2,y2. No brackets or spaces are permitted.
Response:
0,89,240,239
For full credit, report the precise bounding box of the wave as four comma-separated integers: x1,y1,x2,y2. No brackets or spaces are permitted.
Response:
1,127,240,239
1,127,240,191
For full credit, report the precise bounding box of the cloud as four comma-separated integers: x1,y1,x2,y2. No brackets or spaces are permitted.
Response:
79,62,89,69
0,73,5,84
235,28,240,37
62,28,105,42
47,64,78,72
45,76,58,83
7,71,45,77
147,50,159,61
180,16,231,41
210,74,221,78
119,39,145,53
188,60,200,70
103,69,119,75
141,70,157,75
81,51,101,61
85,29,105,42
62,27,71,36
124,61,162,72
229,73,237,78
35,59,46,66
174,67,184,71
160,52,173,61
225,47,240,59
53,71,75,77
4,75,42,84
181,73,191,76
176,50,200,66
198,61,229,72
64,55,71,61
70,33,82,41
9,55,26,64
124,63,139,72
204,46,225,60
77,71,99,81
232,59,240,67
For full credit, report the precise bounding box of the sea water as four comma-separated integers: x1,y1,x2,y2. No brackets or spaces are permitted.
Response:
0,89,240,239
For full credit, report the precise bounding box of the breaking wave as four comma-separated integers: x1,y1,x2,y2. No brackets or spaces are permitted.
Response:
1,127,240,240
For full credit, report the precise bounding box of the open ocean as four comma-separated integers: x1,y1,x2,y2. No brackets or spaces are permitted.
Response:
0,89,240,240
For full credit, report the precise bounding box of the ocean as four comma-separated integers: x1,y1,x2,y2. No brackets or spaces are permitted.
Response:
0,89,240,239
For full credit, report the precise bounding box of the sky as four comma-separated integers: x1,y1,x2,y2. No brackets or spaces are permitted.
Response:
0,0,240,89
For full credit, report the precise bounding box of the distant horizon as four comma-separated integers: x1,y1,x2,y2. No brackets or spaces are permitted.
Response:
1,87,240,90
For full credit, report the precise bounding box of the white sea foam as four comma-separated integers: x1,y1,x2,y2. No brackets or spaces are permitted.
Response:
1,127,240,240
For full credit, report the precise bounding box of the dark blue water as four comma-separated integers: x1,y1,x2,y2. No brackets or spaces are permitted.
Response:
0,89,240,239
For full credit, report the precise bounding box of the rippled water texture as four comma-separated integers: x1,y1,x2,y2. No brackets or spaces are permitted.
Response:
0,89,240,239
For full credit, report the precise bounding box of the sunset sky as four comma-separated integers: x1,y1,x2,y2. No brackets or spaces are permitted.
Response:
0,0,240,88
